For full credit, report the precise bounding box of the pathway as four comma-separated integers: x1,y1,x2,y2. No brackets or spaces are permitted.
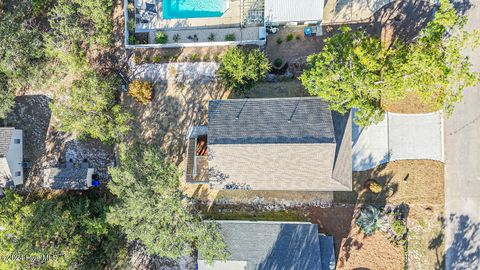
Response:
352,111,444,171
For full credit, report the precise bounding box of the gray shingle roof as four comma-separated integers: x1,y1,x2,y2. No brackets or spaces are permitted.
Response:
198,221,324,270
46,167,89,190
208,97,335,145
0,128,14,157
204,98,352,191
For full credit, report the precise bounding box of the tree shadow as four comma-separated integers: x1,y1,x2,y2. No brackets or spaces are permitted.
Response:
432,214,480,269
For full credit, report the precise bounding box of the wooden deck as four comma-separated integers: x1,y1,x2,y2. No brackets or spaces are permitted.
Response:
185,138,209,183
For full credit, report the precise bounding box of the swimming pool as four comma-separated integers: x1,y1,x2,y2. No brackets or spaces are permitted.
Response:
163,0,229,19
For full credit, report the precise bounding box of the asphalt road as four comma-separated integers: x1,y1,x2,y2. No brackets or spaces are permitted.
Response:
444,0,480,268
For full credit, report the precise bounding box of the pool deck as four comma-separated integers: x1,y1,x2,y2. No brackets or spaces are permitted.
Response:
135,0,249,31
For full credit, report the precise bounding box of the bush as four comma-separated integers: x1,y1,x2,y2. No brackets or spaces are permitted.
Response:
286,34,294,42
225,34,236,41
273,58,283,68
208,33,215,42
392,220,406,236
367,180,382,193
355,205,385,235
144,56,151,63
128,35,136,45
155,31,168,44
217,47,271,94
153,55,162,63
128,80,154,104
134,53,142,65
213,53,221,62
276,38,283,45
202,54,210,61
173,34,180,42
296,35,301,40
189,53,200,62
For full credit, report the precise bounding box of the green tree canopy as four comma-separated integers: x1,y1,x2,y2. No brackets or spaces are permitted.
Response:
301,0,480,126
218,47,271,93
107,144,229,262
49,71,132,143
0,190,127,269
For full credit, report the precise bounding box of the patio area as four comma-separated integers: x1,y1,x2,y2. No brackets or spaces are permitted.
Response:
134,0,263,31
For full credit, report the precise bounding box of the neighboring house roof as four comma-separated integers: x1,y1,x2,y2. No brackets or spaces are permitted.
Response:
0,128,23,187
264,0,324,24
0,128,14,158
197,221,334,270
206,98,352,191
45,166,92,190
208,97,335,145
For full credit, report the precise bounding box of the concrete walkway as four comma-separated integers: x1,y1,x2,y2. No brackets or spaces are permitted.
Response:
352,111,443,171
130,62,219,84
444,0,480,268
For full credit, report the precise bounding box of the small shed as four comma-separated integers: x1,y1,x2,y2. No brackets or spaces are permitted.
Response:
44,161,94,190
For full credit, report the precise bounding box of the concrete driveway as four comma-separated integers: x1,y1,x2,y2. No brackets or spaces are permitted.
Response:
352,111,444,171
444,0,480,268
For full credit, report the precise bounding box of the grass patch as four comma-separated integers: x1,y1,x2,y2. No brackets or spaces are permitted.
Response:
202,209,307,222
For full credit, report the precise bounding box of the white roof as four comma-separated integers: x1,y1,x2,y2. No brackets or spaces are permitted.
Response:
264,0,324,23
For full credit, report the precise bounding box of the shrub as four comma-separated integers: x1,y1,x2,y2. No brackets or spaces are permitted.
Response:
127,17,135,33
355,205,385,235
155,31,168,44
128,80,154,104
173,34,180,42
392,220,406,236
217,47,271,94
208,33,215,42
134,53,142,65
276,38,283,45
202,54,210,61
189,53,200,62
296,35,301,40
273,58,283,68
144,56,151,63
128,35,136,45
367,180,382,193
225,34,236,41
153,55,162,63
286,34,294,42
213,53,221,62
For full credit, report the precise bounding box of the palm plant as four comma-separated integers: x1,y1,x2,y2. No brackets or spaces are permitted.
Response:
355,205,384,235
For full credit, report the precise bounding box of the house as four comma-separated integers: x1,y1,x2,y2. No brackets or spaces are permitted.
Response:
197,221,336,270
264,0,325,26
185,97,352,191
44,159,94,190
0,127,23,187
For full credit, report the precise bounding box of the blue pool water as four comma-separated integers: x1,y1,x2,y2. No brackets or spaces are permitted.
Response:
163,0,228,19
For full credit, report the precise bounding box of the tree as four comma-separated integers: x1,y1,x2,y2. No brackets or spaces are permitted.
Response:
50,71,132,143
217,47,270,93
0,73,15,119
300,26,389,126
0,190,128,269
107,144,229,262
301,0,480,126
128,80,154,104
355,205,385,235
0,0,46,118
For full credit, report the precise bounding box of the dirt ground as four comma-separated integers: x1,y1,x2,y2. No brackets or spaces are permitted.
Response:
231,80,309,99
5,96,115,189
382,93,440,114
266,26,324,65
